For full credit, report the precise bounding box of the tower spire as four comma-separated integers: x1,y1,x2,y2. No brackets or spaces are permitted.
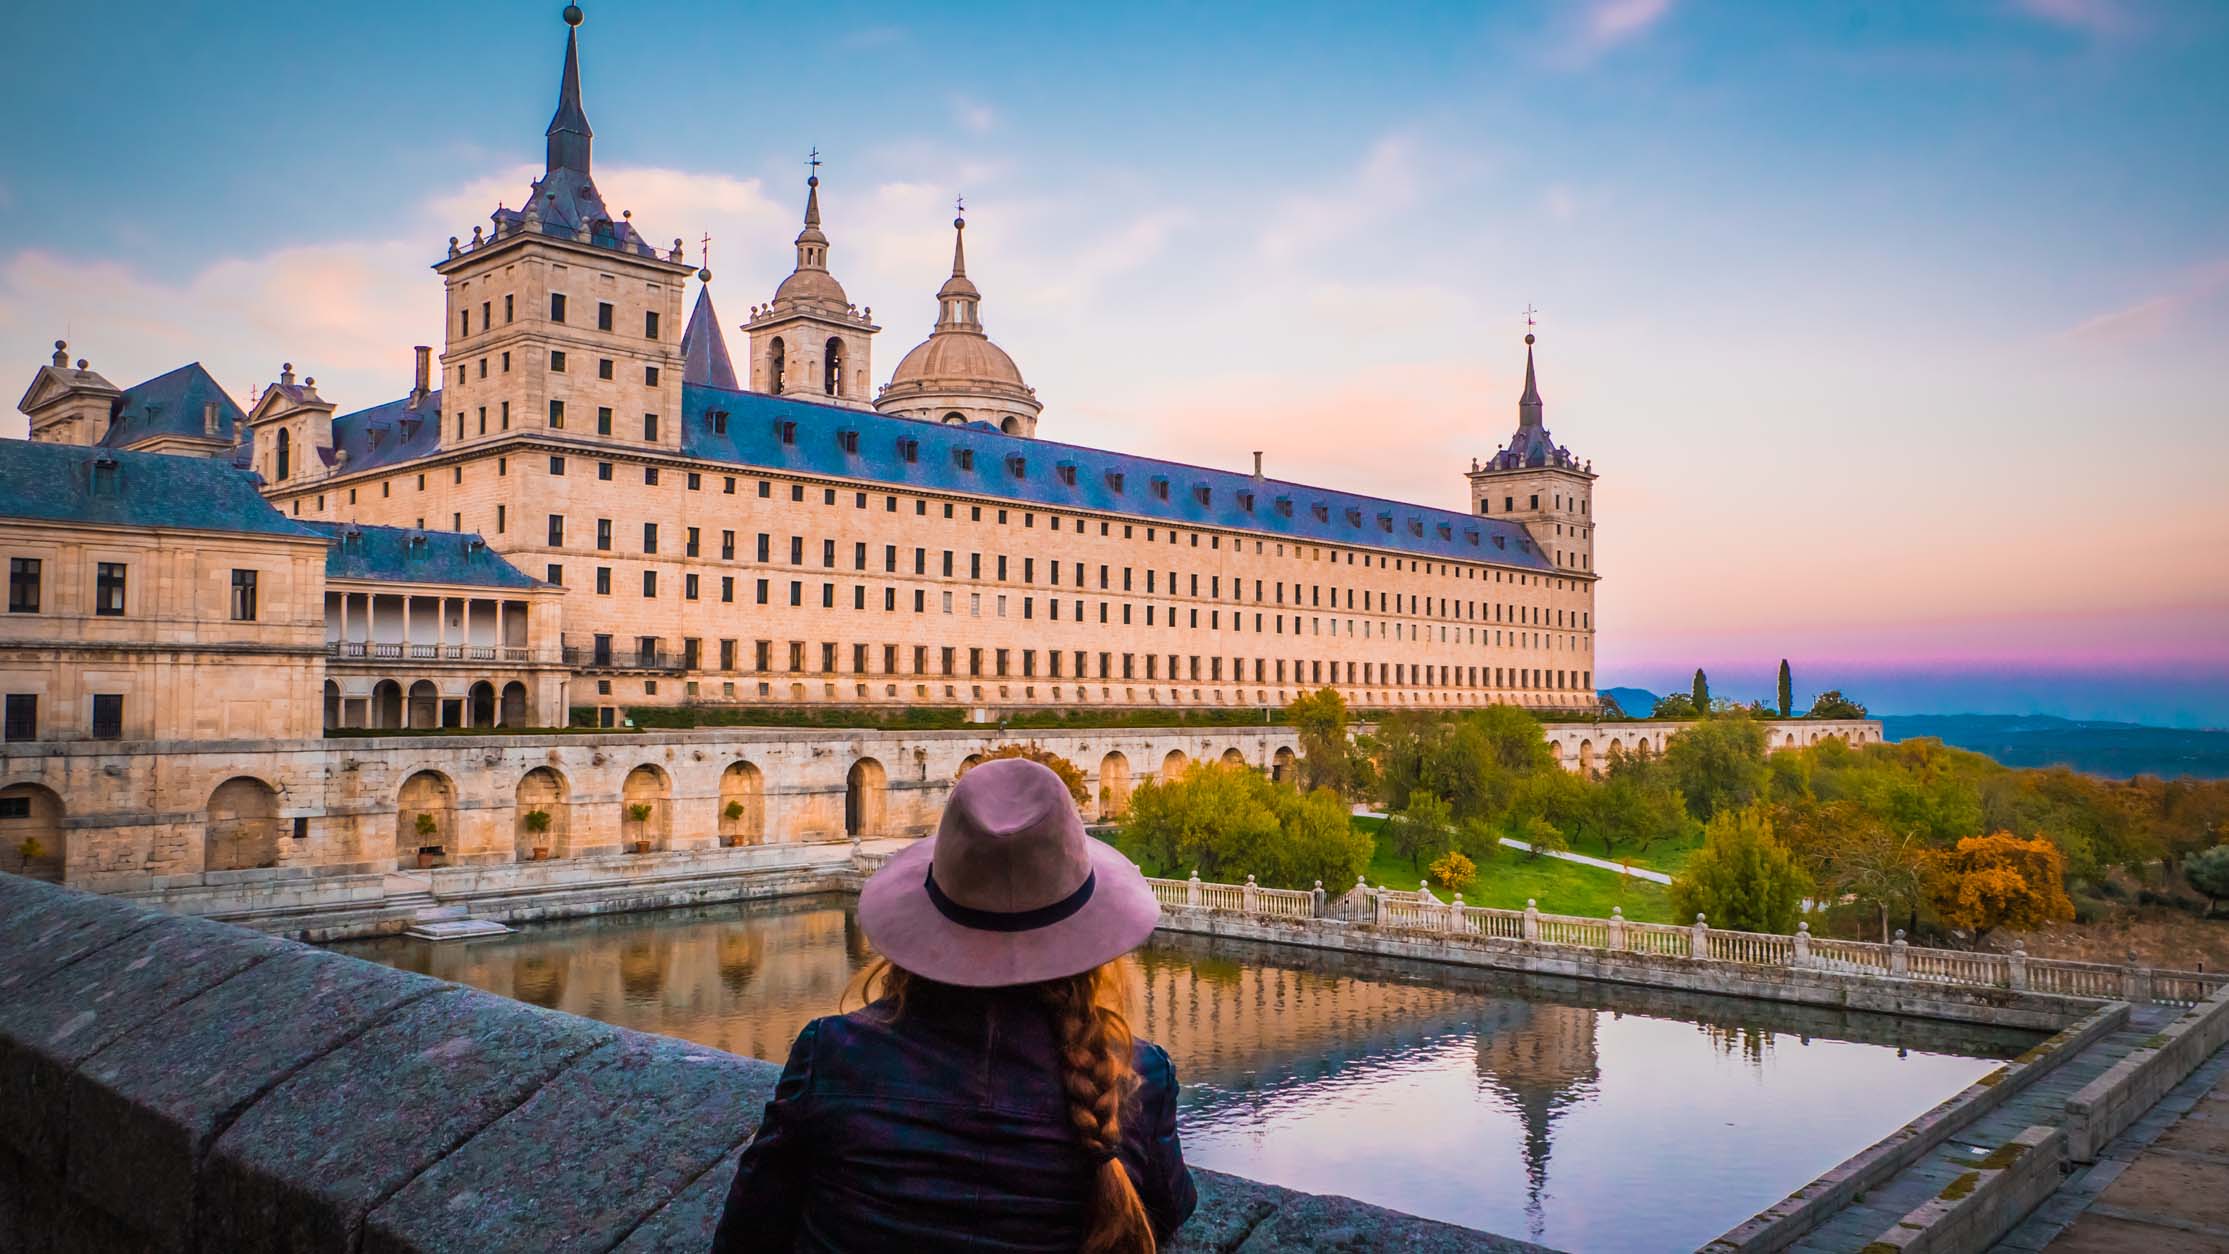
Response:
545,5,593,175
935,203,982,332
1518,331,1544,428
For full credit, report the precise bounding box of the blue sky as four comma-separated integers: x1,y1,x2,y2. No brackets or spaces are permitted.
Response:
4,1,2225,724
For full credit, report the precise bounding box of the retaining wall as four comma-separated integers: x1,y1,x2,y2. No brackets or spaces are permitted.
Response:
0,874,1544,1253
2064,983,2229,1160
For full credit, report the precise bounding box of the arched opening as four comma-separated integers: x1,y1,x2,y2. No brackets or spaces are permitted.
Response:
500,681,528,728
621,765,671,853
275,428,291,481
398,770,456,868
768,337,786,392
719,761,765,847
1000,415,1020,434
372,679,403,730
1219,747,1248,768
846,758,887,838
205,777,284,873
941,410,966,425
468,681,496,728
1578,739,1596,777
1161,750,1189,783
957,753,986,777
823,337,843,396
1548,741,1565,769
1272,746,1296,783
323,681,342,731
1097,752,1131,820
515,767,568,861
406,680,439,729
0,783,66,882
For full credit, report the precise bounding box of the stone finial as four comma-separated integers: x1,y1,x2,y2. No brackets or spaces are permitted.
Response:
281,362,296,385
51,339,67,366
1612,906,1623,918
448,235,460,258
1697,914,1708,925
1797,921,1809,933
1245,874,1256,885
76,359,88,371
472,225,484,244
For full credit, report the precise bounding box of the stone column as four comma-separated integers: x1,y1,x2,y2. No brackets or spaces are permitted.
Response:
1794,921,1811,968
1607,906,1625,951
1312,880,1326,919
2122,950,2151,1004
1691,914,1709,960
1242,875,1259,915
1187,870,1201,909
2008,942,2028,991
1447,893,1466,934
1891,930,1910,976
1522,898,1540,942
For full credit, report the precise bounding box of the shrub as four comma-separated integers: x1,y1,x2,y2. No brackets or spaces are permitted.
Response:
1669,806,1811,934
722,800,746,823
2184,845,2229,915
1120,765,1367,890
413,812,438,839
626,803,653,825
982,744,1090,807
1923,832,2075,938
523,809,553,834
18,837,47,863
1429,851,1477,896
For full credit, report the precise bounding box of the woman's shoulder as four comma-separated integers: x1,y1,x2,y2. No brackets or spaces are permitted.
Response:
1130,1037,1178,1088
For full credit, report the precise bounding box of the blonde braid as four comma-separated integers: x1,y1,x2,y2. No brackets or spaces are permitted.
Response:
1044,963,1155,1254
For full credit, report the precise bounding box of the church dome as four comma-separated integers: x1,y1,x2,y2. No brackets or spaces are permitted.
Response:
876,213,1041,434
888,330,1028,393
773,265,849,310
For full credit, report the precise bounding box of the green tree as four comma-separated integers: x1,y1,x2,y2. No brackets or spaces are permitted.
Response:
1807,689,1867,719
1668,806,1811,933
1586,774,1693,858
1260,784,1375,890
1777,660,1793,719
1651,692,1699,720
1519,815,1569,860
1662,717,1770,819
1692,668,1710,714
2187,845,2229,916
1384,790,1454,872
1122,765,1277,878
1288,687,1362,797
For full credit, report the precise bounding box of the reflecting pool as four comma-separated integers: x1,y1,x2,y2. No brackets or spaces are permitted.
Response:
335,897,2039,1252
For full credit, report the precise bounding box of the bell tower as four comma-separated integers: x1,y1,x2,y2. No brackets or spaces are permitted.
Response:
744,160,879,410
1466,334,1598,575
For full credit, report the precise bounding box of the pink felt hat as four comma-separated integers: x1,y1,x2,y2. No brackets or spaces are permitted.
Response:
857,757,1160,988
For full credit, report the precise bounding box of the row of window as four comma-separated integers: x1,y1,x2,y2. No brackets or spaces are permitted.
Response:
455,292,659,340
1,694,122,742
6,559,259,621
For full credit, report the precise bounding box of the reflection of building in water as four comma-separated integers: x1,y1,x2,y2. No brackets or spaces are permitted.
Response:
1472,1001,1601,1241
1134,951,1474,1084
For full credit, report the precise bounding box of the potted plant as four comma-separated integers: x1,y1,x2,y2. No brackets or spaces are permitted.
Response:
626,803,653,854
720,800,746,847
414,812,442,868
18,836,46,867
522,809,553,860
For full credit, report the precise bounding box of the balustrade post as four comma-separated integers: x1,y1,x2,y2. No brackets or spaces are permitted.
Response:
1794,921,1811,968
2122,949,2151,1003
1522,898,1540,942
1243,875,1259,915
1891,929,1910,976
1607,906,1625,951
2008,942,2028,991
1691,914,1709,960
1187,870,1202,910
1312,880,1326,919
1446,893,1465,934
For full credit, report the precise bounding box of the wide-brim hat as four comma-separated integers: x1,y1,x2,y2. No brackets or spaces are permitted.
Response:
857,757,1160,987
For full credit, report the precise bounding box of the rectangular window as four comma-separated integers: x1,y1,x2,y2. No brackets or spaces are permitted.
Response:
643,523,659,554
722,531,736,560
598,461,614,481
596,567,612,594
598,358,614,380
642,570,657,597
549,400,565,429
685,573,700,600
547,515,565,545
721,576,734,603
643,413,659,441
95,562,126,616
646,365,661,386
596,519,612,551
549,350,566,372
645,310,661,339
91,694,123,740
229,570,258,621
597,407,613,436
9,558,40,613
2,694,34,742
547,564,563,585
598,301,614,331
686,527,701,558
551,293,567,322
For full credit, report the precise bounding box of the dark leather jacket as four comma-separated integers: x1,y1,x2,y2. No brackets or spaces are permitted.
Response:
712,990,1196,1252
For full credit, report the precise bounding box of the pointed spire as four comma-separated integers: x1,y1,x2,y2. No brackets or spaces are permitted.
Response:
546,5,593,175
950,197,968,278
682,278,739,391
935,207,982,331
1517,332,1544,428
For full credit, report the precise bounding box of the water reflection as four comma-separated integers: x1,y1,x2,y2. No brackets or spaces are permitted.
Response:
336,898,2037,1252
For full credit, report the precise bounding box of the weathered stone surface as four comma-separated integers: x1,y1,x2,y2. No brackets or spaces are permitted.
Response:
1169,1169,1287,1252
199,986,617,1254
361,1031,775,1253
0,912,289,1181
63,947,438,1249
0,877,162,1000
612,1147,746,1253
1236,1189,1553,1252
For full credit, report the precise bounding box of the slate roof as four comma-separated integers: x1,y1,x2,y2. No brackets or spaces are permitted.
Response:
0,441,318,538
305,521,545,591
98,362,248,450
681,285,739,389
324,390,445,474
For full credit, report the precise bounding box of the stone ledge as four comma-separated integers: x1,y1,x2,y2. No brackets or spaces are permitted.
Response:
0,875,1542,1253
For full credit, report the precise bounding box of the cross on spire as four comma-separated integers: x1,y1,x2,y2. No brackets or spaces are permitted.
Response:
807,146,822,179
955,194,966,218
1523,303,1539,332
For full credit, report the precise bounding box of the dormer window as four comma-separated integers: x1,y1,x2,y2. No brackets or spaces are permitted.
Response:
1494,536,1507,550
1056,462,1078,486
1236,490,1254,511
1007,454,1027,478
1311,503,1329,522
1463,528,1480,545
955,448,975,471
838,429,860,454
1377,512,1393,532
1436,523,1452,539
775,420,796,445
1274,497,1294,518
1151,477,1170,501
1192,484,1210,506
1105,470,1125,492
1344,507,1362,526
711,409,729,435
898,437,919,464
1408,519,1424,537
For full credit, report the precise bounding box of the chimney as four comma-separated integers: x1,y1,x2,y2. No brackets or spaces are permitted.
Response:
412,346,432,403
1252,451,1264,479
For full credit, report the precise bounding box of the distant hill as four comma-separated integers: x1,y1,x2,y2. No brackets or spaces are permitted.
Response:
1602,687,1660,719
1882,714,2229,781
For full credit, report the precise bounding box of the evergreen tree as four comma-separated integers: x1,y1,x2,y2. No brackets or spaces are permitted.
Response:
1777,660,1793,718
1692,668,1710,714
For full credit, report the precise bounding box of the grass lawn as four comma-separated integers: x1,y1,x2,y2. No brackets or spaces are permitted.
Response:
1558,828,1704,876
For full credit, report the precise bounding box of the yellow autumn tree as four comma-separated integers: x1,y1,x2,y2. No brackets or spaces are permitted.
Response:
983,744,1090,808
1923,832,2074,938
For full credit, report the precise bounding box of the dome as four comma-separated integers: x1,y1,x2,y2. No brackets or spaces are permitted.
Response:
887,331,1028,394
772,266,849,309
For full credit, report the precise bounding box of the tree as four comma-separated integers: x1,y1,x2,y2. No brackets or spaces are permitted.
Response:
1651,693,1699,720
1288,687,1363,797
1808,689,1868,719
1662,717,1770,819
1668,806,1811,934
1119,766,1366,890
1384,790,1454,872
1429,851,1477,896
1519,815,1568,860
1692,668,1710,714
983,744,1090,808
1923,832,2075,939
1585,773,1693,858
1777,660,1793,719
2187,846,2229,916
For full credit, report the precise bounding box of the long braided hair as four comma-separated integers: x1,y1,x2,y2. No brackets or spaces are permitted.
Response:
849,957,1156,1252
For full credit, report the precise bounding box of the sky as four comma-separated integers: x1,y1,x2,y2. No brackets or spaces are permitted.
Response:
3,1,2225,726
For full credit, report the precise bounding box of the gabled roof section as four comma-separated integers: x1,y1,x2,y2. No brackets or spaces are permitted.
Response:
16,342,120,415
681,284,738,389
0,441,318,538
679,384,1557,571
321,389,444,477
99,362,248,449
305,521,545,591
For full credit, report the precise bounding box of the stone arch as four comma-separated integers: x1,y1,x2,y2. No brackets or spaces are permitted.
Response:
1161,750,1189,783
205,777,284,873
846,757,887,838
719,760,765,846
406,680,440,729
515,767,569,861
823,337,844,396
1000,415,1021,434
275,427,292,480
957,753,986,777
941,410,966,425
398,769,456,868
372,679,403,730
468,681,496,728
622,765,672,852
1097,752,1132,820
0,782,66,882
769,337,786,391
1272,746,1296,783
323,680,342,731
1219,747,1247,768
500,681,528,728
1548,740,1566,769
1578,738,1595,777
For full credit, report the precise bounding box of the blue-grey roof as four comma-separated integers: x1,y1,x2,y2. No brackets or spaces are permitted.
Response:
0,441,319,538
323,389,444,473
99,362,247,450
305,521,545,591
677,385,1559,571
682,285,739,389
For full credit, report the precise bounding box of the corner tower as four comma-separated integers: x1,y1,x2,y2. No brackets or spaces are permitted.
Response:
875,210,1043,436
1465,334,1597,574
743,168,878,409
428,4,696,457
